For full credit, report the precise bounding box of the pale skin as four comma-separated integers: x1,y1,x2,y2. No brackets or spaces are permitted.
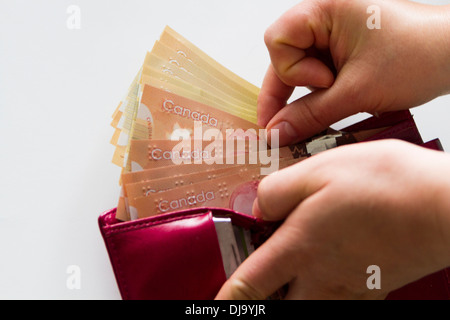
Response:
216,0,450,299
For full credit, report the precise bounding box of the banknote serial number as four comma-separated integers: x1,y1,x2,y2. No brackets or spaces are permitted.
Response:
185,304,266,317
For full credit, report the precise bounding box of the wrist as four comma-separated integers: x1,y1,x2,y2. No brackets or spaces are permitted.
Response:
442,6,450,95
399,2,450,101
424,4,450,97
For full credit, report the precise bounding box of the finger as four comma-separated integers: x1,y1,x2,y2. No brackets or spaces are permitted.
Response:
215,224,296,300
273,51,335,89
266,80,355,146
256,156,329,222
264,2,334,89
257,64,295,128
252,198,263,219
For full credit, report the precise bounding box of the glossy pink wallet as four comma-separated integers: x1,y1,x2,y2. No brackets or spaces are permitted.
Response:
99,111,450,300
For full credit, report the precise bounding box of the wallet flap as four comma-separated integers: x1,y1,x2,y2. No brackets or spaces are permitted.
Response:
99,208,227,300
386,269,450,300
342,110,414,132
362,118,423,145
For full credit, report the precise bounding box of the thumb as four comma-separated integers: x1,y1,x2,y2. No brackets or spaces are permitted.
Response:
266,81,356,146
215,227,295,300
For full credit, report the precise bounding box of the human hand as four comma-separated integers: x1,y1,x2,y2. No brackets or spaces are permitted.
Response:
258,0,450,145
216,140,450,299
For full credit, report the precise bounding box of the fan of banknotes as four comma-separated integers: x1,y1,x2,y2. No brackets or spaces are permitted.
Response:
109,26,400,222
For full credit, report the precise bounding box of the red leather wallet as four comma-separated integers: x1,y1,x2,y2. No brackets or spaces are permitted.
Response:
99,207,276,300
99,207,450,300
99,111,450,300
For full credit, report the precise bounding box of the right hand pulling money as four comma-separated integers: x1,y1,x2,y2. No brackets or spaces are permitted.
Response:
257,0,450,146
216,0,450,299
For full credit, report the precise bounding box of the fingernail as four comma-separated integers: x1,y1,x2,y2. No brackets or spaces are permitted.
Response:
252,198,262,219
268,121,298,146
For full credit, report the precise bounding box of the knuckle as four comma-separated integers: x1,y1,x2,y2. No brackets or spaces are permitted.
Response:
263,25,276,48
277,73,299,88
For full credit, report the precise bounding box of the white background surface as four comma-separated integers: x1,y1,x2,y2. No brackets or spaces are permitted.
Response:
0,0,449,299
